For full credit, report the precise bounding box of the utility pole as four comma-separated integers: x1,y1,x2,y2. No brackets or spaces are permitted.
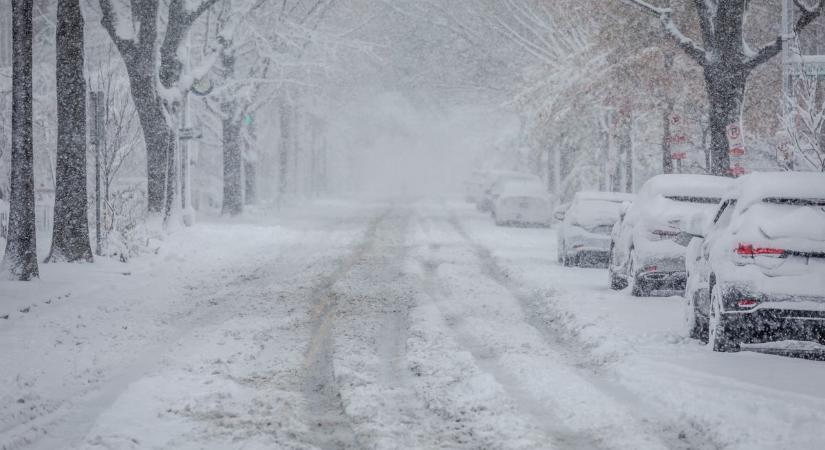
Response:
89,89,104,256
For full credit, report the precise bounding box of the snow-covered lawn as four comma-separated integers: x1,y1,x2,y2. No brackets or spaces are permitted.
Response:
2,198,824,449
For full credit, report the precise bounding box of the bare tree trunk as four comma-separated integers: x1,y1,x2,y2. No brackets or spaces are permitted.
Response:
99,0,218,215
278,102,291,203
617,111,633,192
705,67,746,175
244,160,256,204
47,0,92,263
221,111,242,215
3,0,38,280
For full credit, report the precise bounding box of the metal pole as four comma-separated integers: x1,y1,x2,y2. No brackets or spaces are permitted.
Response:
181,92,189,210
92,91,102,256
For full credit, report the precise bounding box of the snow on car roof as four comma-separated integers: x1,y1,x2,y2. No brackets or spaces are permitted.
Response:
639,174,732,199
499,181,549,198
730,171,825,207
573,191,635,202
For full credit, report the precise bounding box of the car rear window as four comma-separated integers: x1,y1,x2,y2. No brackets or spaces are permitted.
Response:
762,197,825,207
665,196,721,204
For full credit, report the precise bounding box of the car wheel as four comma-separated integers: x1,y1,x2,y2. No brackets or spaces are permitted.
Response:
686,290,709,342
628,249,648,297
608,245,627,290
708,284,740,352
816,328,825,347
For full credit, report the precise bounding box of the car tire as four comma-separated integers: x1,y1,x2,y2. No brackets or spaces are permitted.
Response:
628,249,648,297
709,284,740,352
817,328,825,347
608,245,627,290
687,290,709,342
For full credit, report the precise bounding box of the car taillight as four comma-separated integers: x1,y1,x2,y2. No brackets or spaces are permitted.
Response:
736,299,758,308
735,243,785,256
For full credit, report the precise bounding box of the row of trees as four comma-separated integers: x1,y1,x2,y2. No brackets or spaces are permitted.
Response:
1,0,351,281
395,0,825,199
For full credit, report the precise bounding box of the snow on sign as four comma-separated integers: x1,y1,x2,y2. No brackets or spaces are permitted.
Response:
179,127,203,140
729,163,746,177
726,123,745,155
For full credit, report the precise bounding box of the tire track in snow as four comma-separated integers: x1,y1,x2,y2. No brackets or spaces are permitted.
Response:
446,212,726,450
300,210,391,449
327,209,446,448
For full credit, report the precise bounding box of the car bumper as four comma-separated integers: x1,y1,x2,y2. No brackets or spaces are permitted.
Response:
495,209,552,227
719,286,825,342
634,255,687,291
564,240,611,266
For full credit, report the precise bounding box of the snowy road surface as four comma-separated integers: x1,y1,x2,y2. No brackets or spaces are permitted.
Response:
2,199,825,450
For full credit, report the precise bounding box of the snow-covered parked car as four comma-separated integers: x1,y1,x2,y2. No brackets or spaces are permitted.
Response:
681,172,825,352
492,180,553,227
608,174,732,296
478,172,542,213
558,191,634,267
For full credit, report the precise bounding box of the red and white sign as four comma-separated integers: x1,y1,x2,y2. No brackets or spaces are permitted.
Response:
726,122,746,176
726,123,745,155
729,164,746,177
669,113,690,165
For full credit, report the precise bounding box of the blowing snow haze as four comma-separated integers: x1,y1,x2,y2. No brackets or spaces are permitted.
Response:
2,1,825,449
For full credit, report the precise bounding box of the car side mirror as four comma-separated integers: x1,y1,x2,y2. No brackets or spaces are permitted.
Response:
619,201,632,219
675,231,698,247
683,211,708,238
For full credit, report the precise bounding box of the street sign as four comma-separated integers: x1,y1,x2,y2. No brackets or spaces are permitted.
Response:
666,135,688,145
671,151,687,160
726,123,745,154
190,76,213,96
729,164,746,177
179,127,202,140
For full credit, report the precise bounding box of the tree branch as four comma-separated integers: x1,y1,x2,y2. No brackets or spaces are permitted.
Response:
793,0,825,32
620,0,707,66
745,37,782,70
186,0,222,26
745,0,824,70
98,0,135,55
692,0,715,46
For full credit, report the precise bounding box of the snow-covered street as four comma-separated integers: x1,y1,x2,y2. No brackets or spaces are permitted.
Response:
2,199,824,450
